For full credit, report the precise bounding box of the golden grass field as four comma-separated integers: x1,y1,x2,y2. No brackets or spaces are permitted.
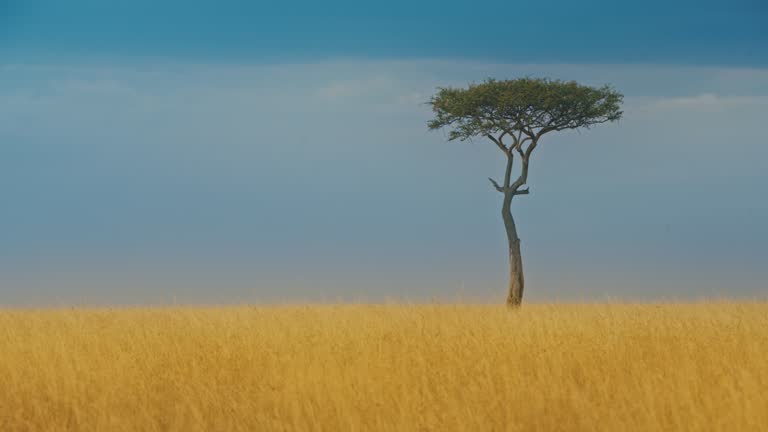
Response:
0,302,766,431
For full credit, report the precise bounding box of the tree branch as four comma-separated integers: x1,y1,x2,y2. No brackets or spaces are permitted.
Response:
513,188,530,196
483,117,521,154
509,136,540,192
486,133,508,154
525,137,539,158
488,177,504,192
503,152,514,188
514,135,530,159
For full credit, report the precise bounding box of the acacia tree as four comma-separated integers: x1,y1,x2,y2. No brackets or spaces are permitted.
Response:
428,78,623,306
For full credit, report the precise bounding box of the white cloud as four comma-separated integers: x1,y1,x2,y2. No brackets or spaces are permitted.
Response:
651,93,768,112
315,76,396,100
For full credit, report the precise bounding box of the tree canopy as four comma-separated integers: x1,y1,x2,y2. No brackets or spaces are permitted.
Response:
428,78,623,143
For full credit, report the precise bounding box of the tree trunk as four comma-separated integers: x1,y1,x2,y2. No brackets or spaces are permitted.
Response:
506,238,524,307
502,194,524,307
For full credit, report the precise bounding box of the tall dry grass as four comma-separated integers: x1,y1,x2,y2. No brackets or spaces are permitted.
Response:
0,302,766,431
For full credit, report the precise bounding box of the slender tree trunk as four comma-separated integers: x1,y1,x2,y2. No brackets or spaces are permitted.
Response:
502,193,524,307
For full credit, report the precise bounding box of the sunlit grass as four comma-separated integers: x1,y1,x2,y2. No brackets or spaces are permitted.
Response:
0,302,765,431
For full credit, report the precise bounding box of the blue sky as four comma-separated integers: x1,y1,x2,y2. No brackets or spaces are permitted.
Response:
2,0,766,64
1,1,767,304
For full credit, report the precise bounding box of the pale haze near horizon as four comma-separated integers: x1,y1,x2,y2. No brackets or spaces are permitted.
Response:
1,60,766,305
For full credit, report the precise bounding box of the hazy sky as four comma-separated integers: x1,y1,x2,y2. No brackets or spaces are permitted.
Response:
1,1,767,304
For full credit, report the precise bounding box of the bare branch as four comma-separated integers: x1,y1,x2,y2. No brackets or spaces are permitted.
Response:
513,188,530,196
514,135,530,159
486,134,508,154
508,136,540,192
488,177,504,193
524,136,539,159
503,152,514,188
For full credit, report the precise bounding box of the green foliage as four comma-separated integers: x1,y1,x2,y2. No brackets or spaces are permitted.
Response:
428,78,623,141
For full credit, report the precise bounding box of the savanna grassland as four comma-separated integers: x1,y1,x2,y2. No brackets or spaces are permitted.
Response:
0,302,766,431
